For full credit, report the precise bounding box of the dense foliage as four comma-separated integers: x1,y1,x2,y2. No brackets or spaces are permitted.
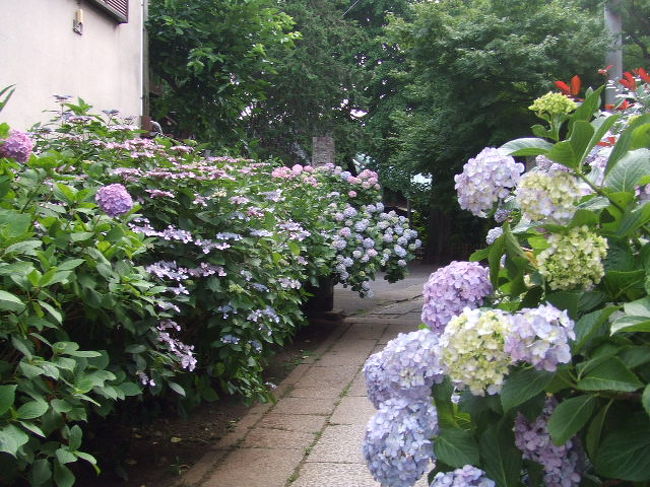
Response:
363,71,650,485
0,98,419,486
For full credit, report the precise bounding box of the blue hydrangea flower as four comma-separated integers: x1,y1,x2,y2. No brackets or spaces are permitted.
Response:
505,304,575,372
363,398,438,487
454,147,524,217
430,465,495,487
421,261,492,334
363,330,444,408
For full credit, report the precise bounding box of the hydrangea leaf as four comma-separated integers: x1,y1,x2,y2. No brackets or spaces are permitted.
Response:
0,384,16,415
604,148,650,192
499,137,553,156
576,357,642,392
585,399,613,459
607,113,650,173
547,394,595,445
479,421,522,487
500,368,554,412
593,414,650,481
434,428,480,468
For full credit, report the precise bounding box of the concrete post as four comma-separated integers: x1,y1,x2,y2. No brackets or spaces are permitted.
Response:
604,0,623,106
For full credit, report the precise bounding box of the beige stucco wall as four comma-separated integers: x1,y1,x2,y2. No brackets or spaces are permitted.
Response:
0,0,143,130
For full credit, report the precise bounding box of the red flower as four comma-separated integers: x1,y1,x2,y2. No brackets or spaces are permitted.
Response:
554,75,581,97
619,72,637,90
597,136,617,147
616,99,633,111
634,67,650,83
598,65,614,76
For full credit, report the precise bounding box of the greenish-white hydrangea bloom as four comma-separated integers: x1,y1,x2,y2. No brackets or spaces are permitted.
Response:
528,92,577,116
537,226,608,290
439,308,512,396
516,170,582,223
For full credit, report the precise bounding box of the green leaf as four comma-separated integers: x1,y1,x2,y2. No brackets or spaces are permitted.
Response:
68,425,82,451
624,296,650,317
617,201,650,237
607,113,650,173
586,400,612,459
432,378,457,428
643,385,650,418
604,148,650,192
38,301,63,324
0,290,26,312
546,140,579,169
58,259,85,271
500,137,553,156
603,269,645,300
611,315,650,334
576,358,642,392
30,459,52,486
479,421,521,487
168,382,186,397
593,416,650,481
55,448,77,465
434,428,479,468
0,424,29,457
4,240,43,256
500,368,554,412
0,384,16,415
53,461,75,487
16,399,49,419
547,395,595,445
574,306,617,352
571,86,603,124
488,235,505,289
19,421,46,438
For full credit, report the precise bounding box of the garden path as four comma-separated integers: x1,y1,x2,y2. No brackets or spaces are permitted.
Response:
173,263,436,487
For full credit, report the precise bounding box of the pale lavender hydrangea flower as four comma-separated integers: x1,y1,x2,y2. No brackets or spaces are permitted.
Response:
486,227,503,245
421,261,492,334
505,304,575,372
363,330,445,408
0,130,34,163
95,183,134,217
363,398,438,487
430,465,495,487
514,397,583,487
454,147,524,217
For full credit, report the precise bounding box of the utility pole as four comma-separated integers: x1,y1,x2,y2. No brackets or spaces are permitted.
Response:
604,0,623,106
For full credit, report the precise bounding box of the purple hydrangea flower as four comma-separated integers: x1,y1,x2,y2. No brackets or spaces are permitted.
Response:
363,398,438,487
514,397,583,487
363,330,445,408
421,261,492,334
505,304,575,372
0,130,34,163
95,183,134,217
486,227,503,245
430,465,495,487
454,147,524,217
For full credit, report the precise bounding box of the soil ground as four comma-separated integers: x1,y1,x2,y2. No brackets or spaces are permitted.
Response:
75,318,339,487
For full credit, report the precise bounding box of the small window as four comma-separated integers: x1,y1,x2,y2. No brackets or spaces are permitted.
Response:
87,0,129,23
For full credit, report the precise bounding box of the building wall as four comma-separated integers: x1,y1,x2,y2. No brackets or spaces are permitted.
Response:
0,0,144,130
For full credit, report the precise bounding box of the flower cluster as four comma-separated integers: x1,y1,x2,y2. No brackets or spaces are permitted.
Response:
440,308,511,396
528,92,577,116
516,170,582,223
537,226,608,290
363,398,438,487
485,227,503,245
0,129,34,163
156,320,197,371
514,398,583,487
95,183,134,217
430,465,495,487
363,330,444,408
454,147,525,217
505,304,575,372
421,262,492,334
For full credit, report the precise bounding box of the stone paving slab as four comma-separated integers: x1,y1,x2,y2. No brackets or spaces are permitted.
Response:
256,413,327,434
329,396,376,425
304,424,367,463
242,427,316,450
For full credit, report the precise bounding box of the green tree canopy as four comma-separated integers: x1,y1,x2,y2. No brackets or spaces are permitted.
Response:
147,0,298,146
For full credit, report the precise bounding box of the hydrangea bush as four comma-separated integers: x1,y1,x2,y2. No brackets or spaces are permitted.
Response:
363,70,650,486
0,95,418,485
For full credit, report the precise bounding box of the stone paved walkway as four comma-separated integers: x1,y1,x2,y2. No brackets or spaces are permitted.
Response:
175,264,436,487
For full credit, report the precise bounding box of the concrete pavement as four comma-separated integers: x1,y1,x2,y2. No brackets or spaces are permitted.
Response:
175,263,437,487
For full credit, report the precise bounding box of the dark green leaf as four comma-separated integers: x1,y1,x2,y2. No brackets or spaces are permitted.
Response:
593,416,650,481
30,459,52,486
547,395,595,445
576,358,642,392
607,113,650,172
0,424,29,457
434,428,479,468
53,461,75,487
0,290,25,312
611,315,650,334
16,399,49,419
501,368,554,412
604,148,650,192
0,384,16,415
586,400,612,459
479,421,521,487
500,137,553,156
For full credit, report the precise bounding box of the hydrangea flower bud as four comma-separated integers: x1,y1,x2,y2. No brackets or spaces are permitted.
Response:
430,465,495,487
528,92,577,116
516,170,582,223
537,226,608,290
440,308,512,396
